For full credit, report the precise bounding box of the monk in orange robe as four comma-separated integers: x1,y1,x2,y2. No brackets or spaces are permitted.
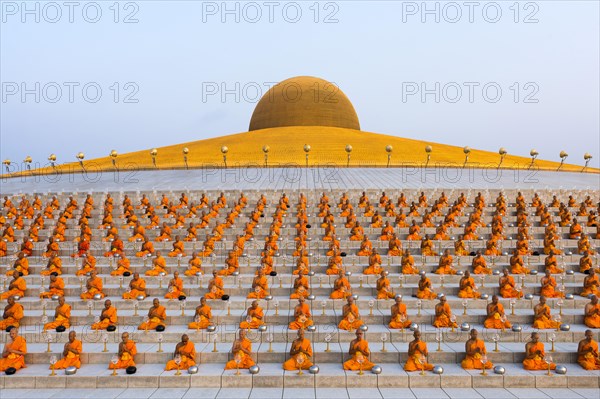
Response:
110,332,137,370
0,239,7,257
225,329,256,370
122,273,146,299
523,332,556,370
168,236,186,257
1,272,26,300
357,236,373,256
92,299,118,330
165,271,186,300
239,300,264,329
81,270,104,299
290,271,310,299
44,297,71,331
420,235,437,256
146,251,168,276
544,250,564,274
401,250,419,274
128,221,146,242
458,271,481,298
416,273,437,299
435,249,456,275
540,270,564,298
581,269,600,297
283,329,313,371
569,219,583,239
184,252,202,276
510,251,530,274
578,330,600,370
407,220,421,241
433,296,458,328
40,274,65,298
461,329,493,369
405,330,434,372
136,237,155,258
7,253,29,277
288,297,313,330
533,296,560,329
165,334,196,370
76,253,97,276
579,252,596,274
40,254,62,276
363,250,383,275
389,295,411,329
188,297,212,329
0,296,24,330
104,235,124,257
343,330,375,371
338,297,363,331
155,223,173,242
43,237,59,257
247,269,269,299
0,327,26,372
53,331,82,369
499,269,522,298
330,270,351,299
584,295,600,328
472,251,491,275
205,270,224,299
138,298,167,331
376,270,395,299
484,295,511,329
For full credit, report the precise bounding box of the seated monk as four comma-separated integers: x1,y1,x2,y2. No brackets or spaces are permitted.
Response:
0,328,26,373
41,254,62,276
472,251,491,275
289,297,313,330
435,249,456,275
7,253,29,277
165,271,186,300
405,330,434,372
136,236,155,258
454,235,469,256
461,329,493,370
458,271,481,299
0,296,24,330
138,298,167,331
40,274,65,298
540,269,564,298
416,273,437,300
389,295,411,329
326,251,343,276
484,295,511,329
290,271,310,299
376,270,395,299
283,329,313,371
581,269,600,297
569,219,583,239
357,236,373,256
363,250,383,275
53,331,82,369
219,251,239,276
578,329,600,370
584,295,600,328
544,250,564,274
146,251,168,276
205,270,225,300
44,297,71,330
578,235,595,255
330,270,351,299
184,252,202,276
183,222,197,242
401,249,419,274
104,235,124,257
420,235,437,256
76,253,97,276
247,269,269,299
533,296,561,329
123,273,147,300
188,297,212,329
110,255,131,276
379,221,394,240
92,299,118,330
499,269,523,298
165,334,196,370
510,251,530,274
338,297,363,331
1,272,26,300
155,223,172,242
225,329,256,370
81,270,105,299
433,296,458,328
407,220,421,241
523,332,556,370
110,332,137,370
0,239,6,257
43,237,59,258
240,301,265,330
128,221,145,242
168,236,186,257
343,330,375,371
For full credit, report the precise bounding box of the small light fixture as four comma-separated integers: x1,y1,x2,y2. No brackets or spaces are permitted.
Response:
498,147,507,168
303,144,311,167
150,148,158,168
48,154,57,168
463,146,471,166
182,147,189,170
529,149,538,169
76,152,85,170
558,150,568,171
425,145,432,166
385,145,393,168
221,146,228,168
345,144,353,167
262,145,270,168
582,153,593,172
110,150,118,170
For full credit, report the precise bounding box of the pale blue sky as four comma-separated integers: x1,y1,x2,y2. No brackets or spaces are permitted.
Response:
1,0,599,170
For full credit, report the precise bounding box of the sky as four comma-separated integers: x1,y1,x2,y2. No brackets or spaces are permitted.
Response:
1,0,599,171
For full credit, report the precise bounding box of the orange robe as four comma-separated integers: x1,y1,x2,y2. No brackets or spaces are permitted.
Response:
330,278,351,299
343,340,375,370
122,279,147,299
540,276,564,298
458,277,481,298
168,241,186,257
433,303,458,328
585,304,600,328
288,303,313,330
44,304,71,330
472,257,491,275
81,276,104,299
578,340,600,370
533,304,560,329
109,341,137,369
0,336,26,371
247,276,269,299
0,303,24,330
461,339,493,369
188,305,212,329
224,338,255,369
53,340,82,369
165,278,186,299
165,341,196,370
581,275,600,297
145,257,167,276
416,278,437,300
499,275,522,298
205,277,224,299
338,304,363,330
404,341,433,371
138,306,167,330
91,306,117,330
523,342,556,370
282,338,313,370
389,303,411,329
184,258,202,276
40,278,65,299
484,303,511,329
239,307,264,329
1,277,26,300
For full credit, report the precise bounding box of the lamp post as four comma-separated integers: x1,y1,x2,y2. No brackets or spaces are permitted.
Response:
583,153,593,172
345,144,352,167
182,147,189,170
150,148,158,168
529,149,538,169
24,156,32,171
76,152,85,171
425,145,432,167
463,146,471,167
263,145,270,167
48,154,57,168
558,151,568,171
221,146,228,168
303,144,311,167
2,159,10,174
110,150,118,171
498,147,507,168
386,145,393,168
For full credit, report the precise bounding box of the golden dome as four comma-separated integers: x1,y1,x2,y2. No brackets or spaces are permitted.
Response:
249,76,360,131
